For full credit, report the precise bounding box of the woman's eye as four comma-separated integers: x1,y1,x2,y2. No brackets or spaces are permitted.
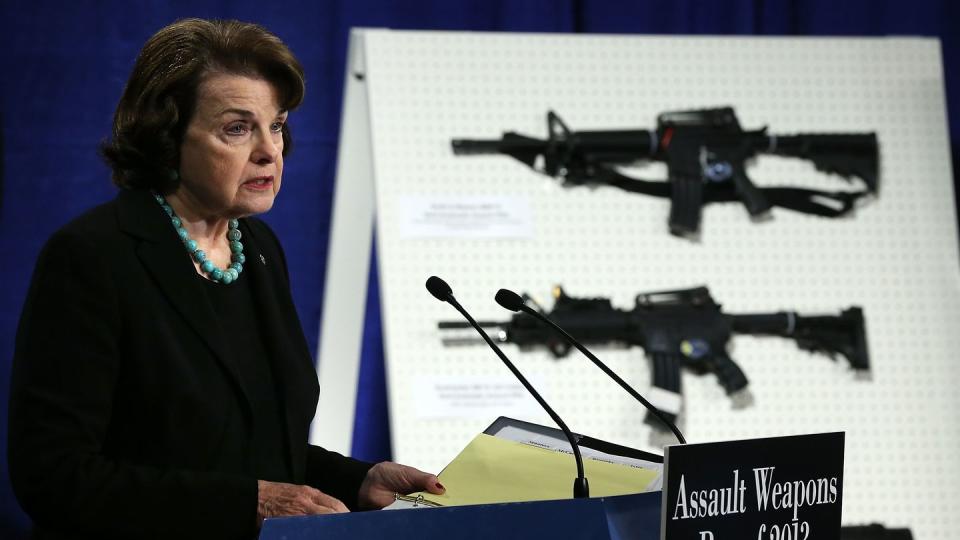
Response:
226,123,248,136
270,121,284,133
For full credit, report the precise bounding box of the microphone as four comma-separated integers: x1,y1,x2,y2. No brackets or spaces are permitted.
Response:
425,276,589,498
495,288,687,445
425,275,453,301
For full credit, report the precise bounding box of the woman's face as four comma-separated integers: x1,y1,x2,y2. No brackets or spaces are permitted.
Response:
177,73,287,219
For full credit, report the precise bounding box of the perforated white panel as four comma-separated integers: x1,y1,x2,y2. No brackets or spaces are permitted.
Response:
361,31,958,537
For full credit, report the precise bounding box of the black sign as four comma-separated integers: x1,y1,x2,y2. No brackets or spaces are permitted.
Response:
660,432,844,540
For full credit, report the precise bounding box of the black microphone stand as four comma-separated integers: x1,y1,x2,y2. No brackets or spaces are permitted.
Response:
495,288,686,445
427,277,589,498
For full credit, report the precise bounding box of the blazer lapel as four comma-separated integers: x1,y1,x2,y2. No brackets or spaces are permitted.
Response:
116,189,253,416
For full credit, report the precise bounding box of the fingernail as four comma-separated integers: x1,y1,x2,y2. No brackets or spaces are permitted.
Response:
435,482,445,490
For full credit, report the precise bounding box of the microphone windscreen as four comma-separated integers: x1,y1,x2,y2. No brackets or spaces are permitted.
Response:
426,276,453,302
495,289,526,312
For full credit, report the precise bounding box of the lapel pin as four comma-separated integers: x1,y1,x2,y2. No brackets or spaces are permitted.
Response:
260,254,267,265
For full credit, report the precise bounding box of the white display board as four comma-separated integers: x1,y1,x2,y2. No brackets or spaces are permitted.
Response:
317,29,959,537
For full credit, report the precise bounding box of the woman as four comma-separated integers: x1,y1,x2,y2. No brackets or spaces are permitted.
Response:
8,19,442,539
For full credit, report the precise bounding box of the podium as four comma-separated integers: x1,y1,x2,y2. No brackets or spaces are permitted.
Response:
260,429,847,539
260,491,662,540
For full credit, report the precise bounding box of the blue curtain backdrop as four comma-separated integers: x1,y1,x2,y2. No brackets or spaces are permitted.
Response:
0,0,956,536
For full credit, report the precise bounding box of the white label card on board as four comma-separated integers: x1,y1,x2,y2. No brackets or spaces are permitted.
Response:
414,375,545,420
397,195,534,239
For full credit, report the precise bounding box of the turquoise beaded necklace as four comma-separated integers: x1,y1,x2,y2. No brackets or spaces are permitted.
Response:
153,193,246,285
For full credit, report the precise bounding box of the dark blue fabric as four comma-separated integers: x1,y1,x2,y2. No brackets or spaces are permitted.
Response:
351,242,392,462
0,1,955,537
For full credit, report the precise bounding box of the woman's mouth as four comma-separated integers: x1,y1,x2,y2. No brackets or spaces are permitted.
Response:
243,176,274,191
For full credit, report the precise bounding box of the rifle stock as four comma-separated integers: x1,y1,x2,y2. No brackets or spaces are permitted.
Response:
730,307,870,371
770,134,879,192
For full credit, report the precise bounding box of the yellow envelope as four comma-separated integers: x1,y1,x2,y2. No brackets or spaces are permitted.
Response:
414,433,659,507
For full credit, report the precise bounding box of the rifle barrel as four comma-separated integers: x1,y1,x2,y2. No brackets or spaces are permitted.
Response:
451,139,506,155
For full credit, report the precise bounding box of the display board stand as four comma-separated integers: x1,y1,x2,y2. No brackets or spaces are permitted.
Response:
315,28,958,537
311,30,377,454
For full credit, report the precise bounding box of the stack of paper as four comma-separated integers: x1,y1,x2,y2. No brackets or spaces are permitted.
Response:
392,431,660,508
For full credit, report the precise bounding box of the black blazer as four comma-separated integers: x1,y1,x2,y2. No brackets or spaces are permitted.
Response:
9,189,371,540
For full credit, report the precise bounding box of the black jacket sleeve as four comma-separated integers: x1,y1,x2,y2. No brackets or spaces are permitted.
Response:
305,445,374,511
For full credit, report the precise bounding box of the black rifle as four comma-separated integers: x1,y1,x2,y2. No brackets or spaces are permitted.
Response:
452,108,879,237
439,286,869,426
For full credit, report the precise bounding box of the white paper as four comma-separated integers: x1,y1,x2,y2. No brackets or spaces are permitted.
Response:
493,425,664,491
414,375,544,420
397,195,533,239
383,499,418,510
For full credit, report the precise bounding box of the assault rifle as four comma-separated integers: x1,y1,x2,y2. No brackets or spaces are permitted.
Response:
439,286,869,426
452,108,879,237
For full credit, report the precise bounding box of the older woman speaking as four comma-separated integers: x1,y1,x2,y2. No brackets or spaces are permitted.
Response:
8,19,442,540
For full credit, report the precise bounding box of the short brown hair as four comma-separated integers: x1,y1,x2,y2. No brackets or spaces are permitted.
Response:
101,18,305,192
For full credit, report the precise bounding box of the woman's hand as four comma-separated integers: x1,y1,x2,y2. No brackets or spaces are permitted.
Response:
357,462,446,509
256,480,349,526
